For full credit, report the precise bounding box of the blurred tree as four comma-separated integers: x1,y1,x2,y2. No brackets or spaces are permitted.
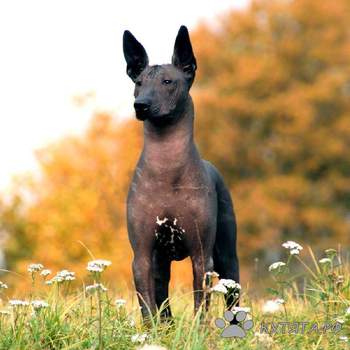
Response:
1,114,143,287
192,0,350,271
1,0,350,286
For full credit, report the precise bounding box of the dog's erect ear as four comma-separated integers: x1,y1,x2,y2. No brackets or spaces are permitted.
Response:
123,30,149,82
172,25,197,86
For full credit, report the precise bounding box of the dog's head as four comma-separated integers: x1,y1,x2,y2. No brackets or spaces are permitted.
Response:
123,26,196,124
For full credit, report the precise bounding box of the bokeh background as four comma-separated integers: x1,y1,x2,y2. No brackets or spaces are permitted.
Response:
0,0,349,292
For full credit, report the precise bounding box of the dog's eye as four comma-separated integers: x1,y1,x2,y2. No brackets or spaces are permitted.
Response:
163,79,172,85
135,81,142,87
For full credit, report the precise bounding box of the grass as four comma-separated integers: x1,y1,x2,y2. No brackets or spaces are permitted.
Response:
0,243,349,350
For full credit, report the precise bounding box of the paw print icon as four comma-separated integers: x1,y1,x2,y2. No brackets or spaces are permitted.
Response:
215,310,254,338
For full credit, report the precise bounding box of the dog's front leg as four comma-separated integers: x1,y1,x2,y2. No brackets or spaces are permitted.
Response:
132,253,156,322
191,254,213,314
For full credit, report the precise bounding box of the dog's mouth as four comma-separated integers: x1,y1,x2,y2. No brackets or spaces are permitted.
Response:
135,110,172,122
135,110,149,121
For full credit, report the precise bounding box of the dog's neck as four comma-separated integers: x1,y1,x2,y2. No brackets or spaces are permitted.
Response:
141,97,199,173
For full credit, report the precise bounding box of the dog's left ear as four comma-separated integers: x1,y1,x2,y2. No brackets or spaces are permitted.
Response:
123,30,149,82
172,25,197,87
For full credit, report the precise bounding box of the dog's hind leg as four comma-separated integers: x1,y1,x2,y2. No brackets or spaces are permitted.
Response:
152,251,172,319
212,172,240,310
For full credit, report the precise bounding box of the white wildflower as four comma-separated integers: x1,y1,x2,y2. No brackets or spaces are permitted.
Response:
87,265,103,273
46,270,75,285
87,259,112,273
290,248,300,255
282,241,303,251
9,299,30,307
339,336,348,342
64,276,75,281
40,269,51,277
211,279,241,294
27,263,44,273
319,258,332,264
131,333,148,343
58,270,75,280
31,300,49,310
0,281,8,289
85,283,108,293
219,279,241,290
115,299,126,308
282,240,303,255
211,283,228,294
262,299,283,314
268,261,286,272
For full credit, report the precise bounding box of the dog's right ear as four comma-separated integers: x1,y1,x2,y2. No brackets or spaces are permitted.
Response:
172,25,197,87
123,30,149,82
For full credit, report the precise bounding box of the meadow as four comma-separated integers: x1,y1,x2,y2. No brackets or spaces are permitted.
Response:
0,241,349,350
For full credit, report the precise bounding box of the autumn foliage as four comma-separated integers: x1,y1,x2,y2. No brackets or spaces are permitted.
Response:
1,0,350,288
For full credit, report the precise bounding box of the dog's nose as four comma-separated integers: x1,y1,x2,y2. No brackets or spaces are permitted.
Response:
134,101,151,113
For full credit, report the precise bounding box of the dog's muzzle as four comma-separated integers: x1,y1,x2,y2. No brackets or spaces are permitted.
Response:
134,101,151,121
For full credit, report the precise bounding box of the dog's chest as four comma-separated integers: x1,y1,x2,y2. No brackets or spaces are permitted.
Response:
130,176,214,221
127,162,217,259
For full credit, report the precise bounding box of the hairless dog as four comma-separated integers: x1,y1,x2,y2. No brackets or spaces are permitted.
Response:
123,25,239,321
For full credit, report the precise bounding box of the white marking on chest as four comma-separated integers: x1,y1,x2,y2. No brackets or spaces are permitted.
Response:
156,216,168,226
154,216,185,246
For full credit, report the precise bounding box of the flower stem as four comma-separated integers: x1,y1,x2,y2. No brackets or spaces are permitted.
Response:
98,289,102,350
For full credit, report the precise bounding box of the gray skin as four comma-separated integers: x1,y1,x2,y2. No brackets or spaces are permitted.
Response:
123,25,239,321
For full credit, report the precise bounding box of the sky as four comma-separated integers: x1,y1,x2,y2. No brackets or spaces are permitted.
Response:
0,0,249,191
